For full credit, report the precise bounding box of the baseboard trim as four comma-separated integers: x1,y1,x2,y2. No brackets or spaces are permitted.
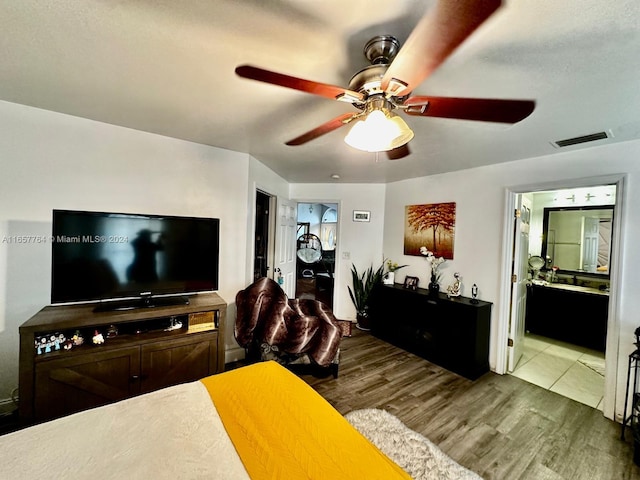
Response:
225,346,246,364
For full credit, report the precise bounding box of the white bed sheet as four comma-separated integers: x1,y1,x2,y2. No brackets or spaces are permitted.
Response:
0,381,250,480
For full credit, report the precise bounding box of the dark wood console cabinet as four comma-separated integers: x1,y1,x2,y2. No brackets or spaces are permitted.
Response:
370,284,492,380
19,293,226,423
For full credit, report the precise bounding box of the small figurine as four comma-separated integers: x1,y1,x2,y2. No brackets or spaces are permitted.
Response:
63,339,74,350
72,330,84,346
447,272,462,298
92,330,105,345
164,316,183,331
471,283,479,304
106,324,119,338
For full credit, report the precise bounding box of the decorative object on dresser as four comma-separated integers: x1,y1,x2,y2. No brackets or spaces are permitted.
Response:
18,292,226,424
446,272,462,298
420,246,445,295
383,259,408,285
369,283,492,380
471,283,479,304
403,276,419,290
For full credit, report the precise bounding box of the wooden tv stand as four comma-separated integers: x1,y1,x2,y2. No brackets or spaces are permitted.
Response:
19,293,226,424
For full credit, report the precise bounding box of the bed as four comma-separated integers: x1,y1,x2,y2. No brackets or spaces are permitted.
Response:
0,361,411,479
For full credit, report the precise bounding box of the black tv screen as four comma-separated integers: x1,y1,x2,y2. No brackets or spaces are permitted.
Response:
51,210,220,307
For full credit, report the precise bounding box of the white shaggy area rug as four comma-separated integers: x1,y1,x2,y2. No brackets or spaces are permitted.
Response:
345,409,483,480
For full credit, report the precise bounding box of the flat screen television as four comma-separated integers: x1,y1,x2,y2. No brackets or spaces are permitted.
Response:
51,210,220,311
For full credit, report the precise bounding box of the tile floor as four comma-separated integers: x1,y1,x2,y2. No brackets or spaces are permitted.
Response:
511,334,605,410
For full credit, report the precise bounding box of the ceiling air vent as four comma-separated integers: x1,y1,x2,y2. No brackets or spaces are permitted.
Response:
553,131,609,148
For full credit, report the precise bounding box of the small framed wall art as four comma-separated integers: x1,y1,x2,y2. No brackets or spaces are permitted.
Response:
353,210,371,222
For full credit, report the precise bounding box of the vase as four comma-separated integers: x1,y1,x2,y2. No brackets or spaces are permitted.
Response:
428,275,440,295
382,271,395,285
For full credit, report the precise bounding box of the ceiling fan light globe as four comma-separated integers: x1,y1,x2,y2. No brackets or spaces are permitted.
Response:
388,115,414,149
344,110,414,152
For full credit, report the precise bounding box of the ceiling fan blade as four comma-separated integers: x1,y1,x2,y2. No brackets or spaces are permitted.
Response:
235,65,364,103
387,144,411,160
285,113,358,146
404,96,535,124
382,0,502,96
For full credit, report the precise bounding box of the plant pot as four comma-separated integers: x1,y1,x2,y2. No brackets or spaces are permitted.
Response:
382,271,395,285
428,281,440,295
356,313,371,331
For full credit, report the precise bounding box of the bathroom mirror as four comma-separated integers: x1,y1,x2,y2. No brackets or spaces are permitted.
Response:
541,205,613,276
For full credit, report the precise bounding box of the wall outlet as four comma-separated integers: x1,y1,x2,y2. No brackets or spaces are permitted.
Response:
342,251,350,260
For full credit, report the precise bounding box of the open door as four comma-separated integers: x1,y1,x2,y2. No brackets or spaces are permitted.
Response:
507,196,531,372
275,196,297,298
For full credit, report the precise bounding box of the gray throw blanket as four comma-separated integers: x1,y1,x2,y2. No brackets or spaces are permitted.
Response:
235,277,341,367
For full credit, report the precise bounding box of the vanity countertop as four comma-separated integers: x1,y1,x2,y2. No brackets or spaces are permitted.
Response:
530,280,608,296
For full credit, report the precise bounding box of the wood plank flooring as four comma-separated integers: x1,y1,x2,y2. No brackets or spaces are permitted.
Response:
302,328,640,480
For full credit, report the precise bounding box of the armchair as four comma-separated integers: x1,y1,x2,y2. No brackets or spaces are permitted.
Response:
235,277,341,377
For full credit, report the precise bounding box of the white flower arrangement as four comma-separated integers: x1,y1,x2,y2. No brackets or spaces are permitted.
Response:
419,246,445,282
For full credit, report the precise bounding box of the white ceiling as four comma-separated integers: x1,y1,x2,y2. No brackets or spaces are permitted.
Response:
2,0,640,183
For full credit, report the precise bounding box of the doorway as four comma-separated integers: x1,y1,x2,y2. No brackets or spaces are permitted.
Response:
505,182,619,412
253,190,272,282
295,202,338,307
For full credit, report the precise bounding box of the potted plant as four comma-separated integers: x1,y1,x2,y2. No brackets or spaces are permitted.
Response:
348,262,385,331
420,246,445,295
382,259,408,285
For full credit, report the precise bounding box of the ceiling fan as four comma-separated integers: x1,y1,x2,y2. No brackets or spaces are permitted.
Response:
235,0,535,160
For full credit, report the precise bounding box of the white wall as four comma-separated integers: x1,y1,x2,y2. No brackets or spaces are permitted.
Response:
383,138,640,421
289,183,386,320
0,100,251,404
223,156,290,363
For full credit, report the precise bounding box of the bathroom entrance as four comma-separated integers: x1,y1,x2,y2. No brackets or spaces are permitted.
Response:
505,182,619,411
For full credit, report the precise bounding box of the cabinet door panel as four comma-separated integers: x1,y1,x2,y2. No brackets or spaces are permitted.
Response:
140,334,216,393
34,346,139,421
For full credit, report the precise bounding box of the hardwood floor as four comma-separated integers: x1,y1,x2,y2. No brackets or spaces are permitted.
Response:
302,328,640,480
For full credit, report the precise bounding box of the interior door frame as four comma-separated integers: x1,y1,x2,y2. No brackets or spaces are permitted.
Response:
496,174,625,421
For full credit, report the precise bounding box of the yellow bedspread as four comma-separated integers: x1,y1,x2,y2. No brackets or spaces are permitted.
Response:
201,361,411,480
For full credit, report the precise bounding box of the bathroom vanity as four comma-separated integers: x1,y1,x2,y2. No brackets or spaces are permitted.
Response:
525,282,608,351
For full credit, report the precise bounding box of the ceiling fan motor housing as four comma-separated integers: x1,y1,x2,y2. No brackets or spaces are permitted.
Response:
349,36,410,110
364,35,400,65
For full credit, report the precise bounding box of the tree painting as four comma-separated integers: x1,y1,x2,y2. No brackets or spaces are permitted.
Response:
404,202,456,258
